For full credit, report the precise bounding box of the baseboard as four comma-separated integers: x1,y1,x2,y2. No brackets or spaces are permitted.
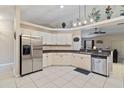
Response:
0,63,14,67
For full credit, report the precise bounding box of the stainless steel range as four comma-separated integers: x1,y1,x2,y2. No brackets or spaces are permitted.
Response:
20,35,43,76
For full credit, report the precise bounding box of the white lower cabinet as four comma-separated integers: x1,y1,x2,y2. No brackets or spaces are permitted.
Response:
47,53,53,66
43,53,91,71
43,54,48,68
52,53,63,65
72,54,81,67
82,55,91,71
62,53,72,66
72,54,91,71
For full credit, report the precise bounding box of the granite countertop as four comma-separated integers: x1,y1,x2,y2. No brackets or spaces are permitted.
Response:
43,50,111,57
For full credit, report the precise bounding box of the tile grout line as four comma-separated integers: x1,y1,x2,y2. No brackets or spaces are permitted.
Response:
11,66,18,88
50,70,78,88
82,74,94,88
28,77,39,88
59,74,79,88
13,77,18,88
102,77,109,88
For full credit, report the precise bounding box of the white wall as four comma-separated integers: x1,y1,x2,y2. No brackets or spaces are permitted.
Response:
0,20,14,64
91,33,124,49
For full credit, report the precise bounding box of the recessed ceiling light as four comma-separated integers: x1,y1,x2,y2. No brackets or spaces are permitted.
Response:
90,18,94,23
73,23,77,27
60,5,64,8
83,20,87,24
78,22,82,26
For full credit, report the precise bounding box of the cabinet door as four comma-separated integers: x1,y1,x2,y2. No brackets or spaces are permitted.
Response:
51,34,57,45
43,54,48,67
62,53,72,66
76,55,85,68
53,53,62,65
47,53,53,66
65,34,72,45
56,34,61,45
83,55,91,71
72,54,80,67
43,33,49,45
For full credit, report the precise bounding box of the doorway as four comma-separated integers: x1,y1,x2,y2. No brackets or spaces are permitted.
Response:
111,40,124,63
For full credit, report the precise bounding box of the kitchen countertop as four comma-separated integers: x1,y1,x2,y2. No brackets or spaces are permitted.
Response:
43,50,111,57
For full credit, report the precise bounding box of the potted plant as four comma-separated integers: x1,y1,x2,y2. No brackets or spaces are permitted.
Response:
120,5,124,16
105,5,113,19
88,8,101,22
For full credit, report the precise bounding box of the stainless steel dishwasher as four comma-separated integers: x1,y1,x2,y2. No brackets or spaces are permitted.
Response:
91,55,108,76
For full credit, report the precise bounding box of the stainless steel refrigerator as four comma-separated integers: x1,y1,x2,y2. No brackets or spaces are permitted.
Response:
20,35,43,76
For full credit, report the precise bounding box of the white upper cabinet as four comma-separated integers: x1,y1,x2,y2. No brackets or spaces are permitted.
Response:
41,32,72,45
26,30,72,45
56,33,72,45
50,34,57,45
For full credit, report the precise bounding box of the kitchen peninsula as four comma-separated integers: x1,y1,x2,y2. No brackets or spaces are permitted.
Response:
43,49,113,76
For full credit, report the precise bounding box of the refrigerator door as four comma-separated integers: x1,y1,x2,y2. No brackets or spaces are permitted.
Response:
31,37,43,72
21,36,33,75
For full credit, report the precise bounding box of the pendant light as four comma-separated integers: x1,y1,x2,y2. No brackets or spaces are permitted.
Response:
73,6,82,27
90,18,94,23
83,5,87,24
60,5,64,8
78,5,82,26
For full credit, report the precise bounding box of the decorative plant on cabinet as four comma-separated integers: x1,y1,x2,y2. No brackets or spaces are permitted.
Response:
105,5,113,19
120,5,124,16
88,8,101,22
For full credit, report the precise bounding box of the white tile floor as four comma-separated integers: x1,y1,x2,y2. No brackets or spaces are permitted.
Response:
0,63,124,88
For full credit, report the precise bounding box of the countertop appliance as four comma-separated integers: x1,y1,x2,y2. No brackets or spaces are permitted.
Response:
91,55,108,76
20,35,43,76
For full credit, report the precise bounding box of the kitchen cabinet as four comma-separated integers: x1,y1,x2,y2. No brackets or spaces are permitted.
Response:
43,53,91,71
50,34,57,45
47,53,54,66
56,34,72,45
42,32,49,45
72,54,81,67
62,53,72,66
43,54,48,68
42,33,72,45
72,54,91,71
81,54,91,71
56,34,62,45
52,53,63,65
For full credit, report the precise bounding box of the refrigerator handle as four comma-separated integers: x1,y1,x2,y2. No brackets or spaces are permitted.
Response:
31,45,33,57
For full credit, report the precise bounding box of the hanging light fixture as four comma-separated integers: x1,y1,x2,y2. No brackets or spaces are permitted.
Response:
77,5,82,26
83,5,87,24
90,18,94,23
73,6,82,27
73,22,77,27
60,5,64,8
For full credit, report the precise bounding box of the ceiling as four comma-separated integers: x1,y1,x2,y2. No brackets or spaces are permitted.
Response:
20,5,123,28
0,5,124,38
81,23,124,38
